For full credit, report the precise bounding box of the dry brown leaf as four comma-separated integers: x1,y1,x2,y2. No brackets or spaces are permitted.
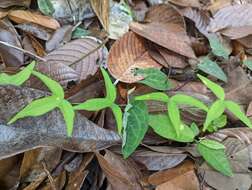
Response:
247,102,252,120
28,34,46,57
207,0,233,14
130,22,196,58
237,35,252,48
168,0,201,8
41,171,66,190
8,10,60,30
96,150,143,190
90,0,109,31
37,37,107,87
208,4,252,39
0,9,8,19
144,4,185,27
108,31,161,83
0,0,30,8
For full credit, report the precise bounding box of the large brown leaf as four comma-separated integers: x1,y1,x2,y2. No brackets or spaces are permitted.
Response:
96,150,143,190
208,4,252,39
130,22,196,58
37,37,107,87
0,0,30,8
108,31,161,83
0,85,120,159
8,10,60,30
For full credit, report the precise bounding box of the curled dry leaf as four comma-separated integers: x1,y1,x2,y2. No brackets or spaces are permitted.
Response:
108,31,161,83
130,22,196,58
37,37,107,87
8,10,60,30
96,150,143,190
144,4,185,27
208,4,252,39
0,85,120,159
0,0,31,8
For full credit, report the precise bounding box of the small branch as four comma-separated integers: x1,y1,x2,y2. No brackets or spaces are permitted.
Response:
0,40,46,62
69,37,109,67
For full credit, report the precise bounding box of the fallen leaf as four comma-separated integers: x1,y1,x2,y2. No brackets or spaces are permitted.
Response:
0,9,8,19
96,150,143,190
0,18,24,67
90,0,109,31
130,22,196,58
168,0,201,8
0,85,120,159
41,171,66,190
0,0,31,8
132,149,187,171
28,34,46,57
37,37,107,87
8,10,60,30
108,31,161,83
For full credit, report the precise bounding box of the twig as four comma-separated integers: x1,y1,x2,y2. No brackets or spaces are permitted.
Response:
0,40,46,62
69,37,109,67
42,161,57,190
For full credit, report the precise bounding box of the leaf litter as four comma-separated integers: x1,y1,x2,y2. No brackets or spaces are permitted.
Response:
0,0,252,189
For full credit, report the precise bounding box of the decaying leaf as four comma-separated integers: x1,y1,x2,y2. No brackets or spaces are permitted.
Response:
0,85,120,159
130,22,196,58
108,31,161,83
36,37,107,87
8,10,60,30
0,0,31,8
168,0,201,8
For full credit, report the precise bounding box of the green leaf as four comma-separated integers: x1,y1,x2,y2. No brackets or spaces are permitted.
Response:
208,34,230,59
74,98,112,111
199,139,226,150
207,115,227,132
110,103,123,135
171,94,208,112
122,101,149,158
197,74,225,100
190,122,200,136
100,67,116,102
37,0,55,16
203,100,225,131
59,100,75,137
134,92,169,102
149,114,195,142
135,68,172,91
168,100,182,137
198,57,227,82
8,95,59,124
225,100,252,128
197,140,233,176
72,27,91,39
32,71,64,99
243,60,252,71
0,61,35,86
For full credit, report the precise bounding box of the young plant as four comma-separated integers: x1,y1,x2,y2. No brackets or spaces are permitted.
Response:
8,67,75,137
198,74,252,131
0,61,35,85
74,67,123,135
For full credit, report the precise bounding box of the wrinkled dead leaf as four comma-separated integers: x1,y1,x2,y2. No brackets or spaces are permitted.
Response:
108,31,161,83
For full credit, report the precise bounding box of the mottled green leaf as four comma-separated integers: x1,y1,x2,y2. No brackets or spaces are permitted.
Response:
197,74,225,100
38,0,55,16
203,100,225,131
72,27,91,39
149,114,195,142
122,101,149,158
74,98,112,111
171,94,208,111
198,57,227,82
111,103,123,135
8,95,59,124
0,61,35,86
208,34,230,59
225,100,252,128
135,68,172,91
134,92,169,102
59,100,75,137
197,140,233,176
32,71,64,99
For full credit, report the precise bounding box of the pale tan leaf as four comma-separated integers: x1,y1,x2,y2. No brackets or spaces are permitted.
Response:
0,0,30,8
221,26,252,39
208,4,252,34
108,31,161,83
8,10,60,30
0,9,8,19
37,37,107,87
168,0,201,8
130,22,196,58
90,0,109,31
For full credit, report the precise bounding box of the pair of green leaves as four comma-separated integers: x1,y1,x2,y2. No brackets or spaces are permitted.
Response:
74,68,123,135
197,139,233,177
7,68,75,137
198,74,252,131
